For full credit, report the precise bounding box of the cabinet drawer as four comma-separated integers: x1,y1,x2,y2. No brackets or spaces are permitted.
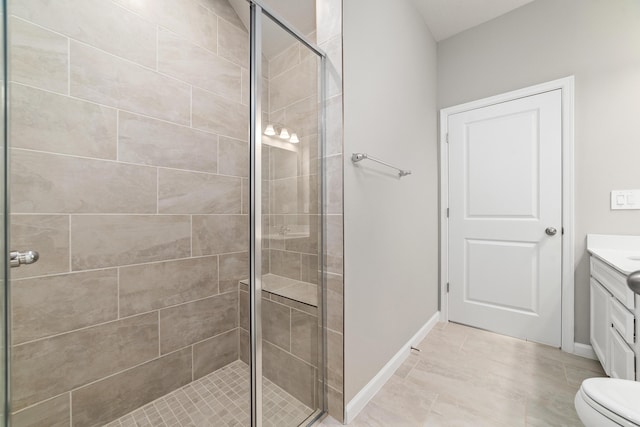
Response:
591,256,635,310
609,296,635,345
609,327,635,380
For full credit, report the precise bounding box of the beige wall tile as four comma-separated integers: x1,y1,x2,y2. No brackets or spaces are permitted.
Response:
320,35,343,99
326,214,343,274
119,257,218,317
10,215,69,280
270,177,300,214
158,168,241,215
271,175,319,215
12,393,70,427
118,111,217,173
70,42,190,125
327,385,344,422
158,28,241,101
327,329,343,392
270,249,301,280
218,136,248,177
325,95,343,156
193,329,238,379
326,154,343,215
239,289,249,330
12,0,156,68
205,0,245,30
270,57,317,111
10,17,68,94
192,214,248,255
71,348,192,427
269,43,300,79
326,273,343,333
11,84,117,160
12,312,158,410
239,328,250,364
316,0,342,45
241,67,249,106
11,149,157,214
291,309,318,366
218,18,248,68
13,269,118,344
263,341,315,408
219,251,248,293
113,0,218,53
71,215,191,270
301,254,320,284
270,147,298,180
285,95,319,138
263,299,291,351
159,291,238,354
192,87,249,141
286,216,319,255
242,178,248,214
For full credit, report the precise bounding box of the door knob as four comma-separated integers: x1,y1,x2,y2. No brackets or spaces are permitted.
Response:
545,227,557,236
10,250,39,268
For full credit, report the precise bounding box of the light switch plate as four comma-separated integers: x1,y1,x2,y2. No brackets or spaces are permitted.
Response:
611,190,640,210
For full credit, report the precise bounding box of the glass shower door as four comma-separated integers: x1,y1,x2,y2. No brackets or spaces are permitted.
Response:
258,9,325,427
0,1,6,425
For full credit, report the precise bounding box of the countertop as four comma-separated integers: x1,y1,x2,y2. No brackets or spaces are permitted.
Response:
587,234,640,275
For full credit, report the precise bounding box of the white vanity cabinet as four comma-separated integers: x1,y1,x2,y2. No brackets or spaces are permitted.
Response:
590,257,636,379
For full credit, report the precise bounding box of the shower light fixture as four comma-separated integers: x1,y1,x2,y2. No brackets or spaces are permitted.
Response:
264,124,276,136
264,123,300,144
279,128,290,139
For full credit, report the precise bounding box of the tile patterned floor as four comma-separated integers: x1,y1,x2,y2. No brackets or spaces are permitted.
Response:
320,322,606,426
105,360,312,427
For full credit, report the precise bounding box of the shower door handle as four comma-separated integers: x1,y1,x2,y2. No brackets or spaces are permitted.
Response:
10,250,39,268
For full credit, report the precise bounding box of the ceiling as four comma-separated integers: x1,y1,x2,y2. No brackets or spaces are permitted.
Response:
228,0,535,57
409,0,535,41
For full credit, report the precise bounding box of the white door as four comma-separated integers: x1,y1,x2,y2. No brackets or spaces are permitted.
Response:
448,90,562,347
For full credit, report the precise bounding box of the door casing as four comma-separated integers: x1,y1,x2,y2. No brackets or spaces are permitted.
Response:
439,76,575,353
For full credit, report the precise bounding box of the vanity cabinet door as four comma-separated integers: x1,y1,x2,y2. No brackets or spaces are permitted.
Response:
591,278,610,374
609,328,635,380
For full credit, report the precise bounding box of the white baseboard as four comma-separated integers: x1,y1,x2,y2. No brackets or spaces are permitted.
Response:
573,342,598,360
344,311,440,424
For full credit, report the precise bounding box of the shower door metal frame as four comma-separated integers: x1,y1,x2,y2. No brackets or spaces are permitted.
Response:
248,2,328,426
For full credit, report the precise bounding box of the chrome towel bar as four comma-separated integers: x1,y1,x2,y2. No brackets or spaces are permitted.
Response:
351,153,411,177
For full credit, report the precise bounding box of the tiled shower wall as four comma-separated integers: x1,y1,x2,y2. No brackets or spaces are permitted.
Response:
265,35,320,285
9,0,250,425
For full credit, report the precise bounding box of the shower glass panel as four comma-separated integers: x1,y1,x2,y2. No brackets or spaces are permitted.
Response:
0,2,6,425
259,11,325,426
6,0,252,425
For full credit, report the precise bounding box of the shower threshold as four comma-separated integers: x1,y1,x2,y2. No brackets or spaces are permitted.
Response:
103,360,312,427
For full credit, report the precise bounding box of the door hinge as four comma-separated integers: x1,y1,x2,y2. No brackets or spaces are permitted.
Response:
446,133,449,143
446,282,450,293
562,227,565,235
446,208,449,218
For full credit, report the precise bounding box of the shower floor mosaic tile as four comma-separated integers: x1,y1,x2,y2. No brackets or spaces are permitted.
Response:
104,360,313,427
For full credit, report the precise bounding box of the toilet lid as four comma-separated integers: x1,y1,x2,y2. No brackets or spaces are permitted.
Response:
582,378,640,424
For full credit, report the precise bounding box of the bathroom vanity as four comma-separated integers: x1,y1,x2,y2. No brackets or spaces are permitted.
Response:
588,234,640,380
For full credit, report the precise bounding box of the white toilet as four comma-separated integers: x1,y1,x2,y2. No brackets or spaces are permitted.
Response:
575,377,640,426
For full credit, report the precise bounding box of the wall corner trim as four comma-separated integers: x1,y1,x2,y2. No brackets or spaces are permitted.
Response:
573,342,598,360
344,311,440,423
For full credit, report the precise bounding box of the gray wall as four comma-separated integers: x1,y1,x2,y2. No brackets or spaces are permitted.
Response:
437,0,640,344
343,0,439,402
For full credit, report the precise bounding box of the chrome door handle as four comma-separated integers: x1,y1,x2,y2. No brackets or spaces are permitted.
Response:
10,250,39,268
545,227,557,236
628,271,640,295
